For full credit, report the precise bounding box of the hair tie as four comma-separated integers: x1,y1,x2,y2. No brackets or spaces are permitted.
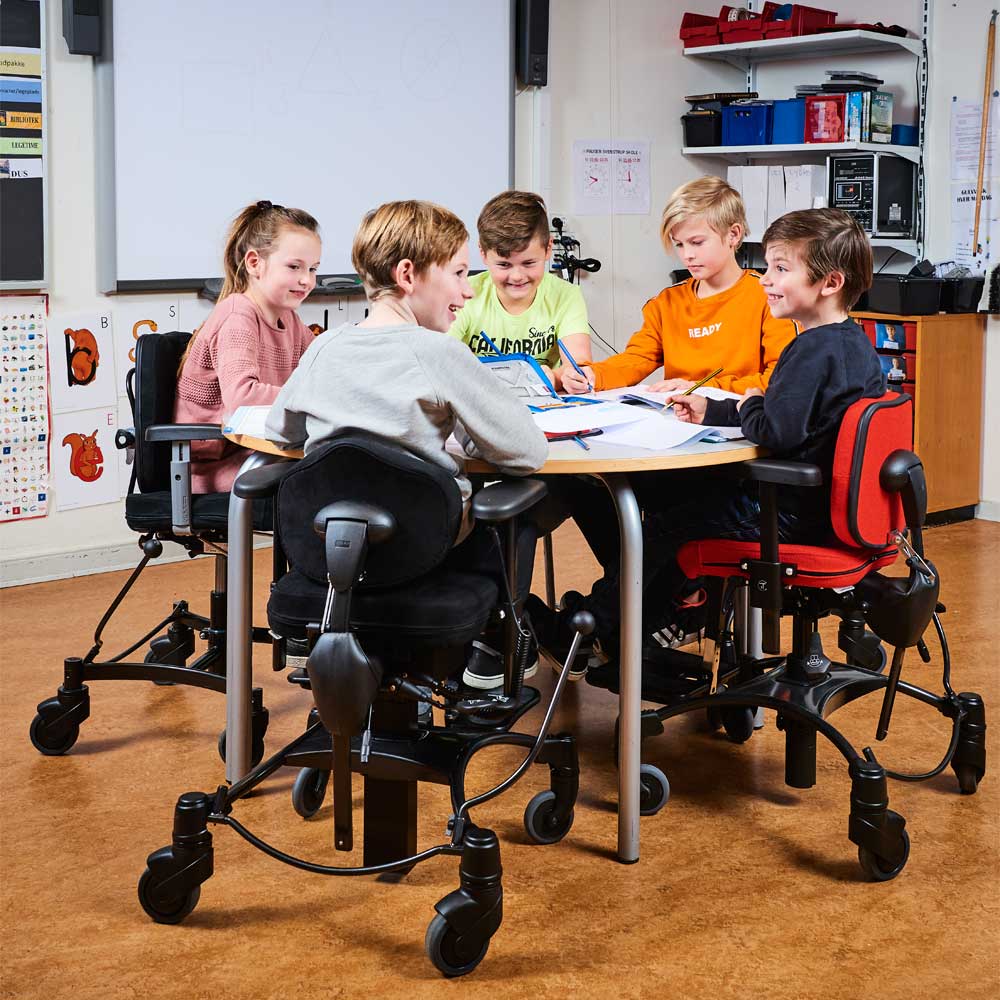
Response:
256,200,273,212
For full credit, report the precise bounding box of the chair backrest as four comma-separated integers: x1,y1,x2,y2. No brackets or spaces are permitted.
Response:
830,392,913,550
132,331,191,495
276,432,464,589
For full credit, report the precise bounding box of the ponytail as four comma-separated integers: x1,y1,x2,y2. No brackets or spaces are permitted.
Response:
178,200,320,376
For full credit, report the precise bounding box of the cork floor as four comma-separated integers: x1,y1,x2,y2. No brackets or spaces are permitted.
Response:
2,520,998,999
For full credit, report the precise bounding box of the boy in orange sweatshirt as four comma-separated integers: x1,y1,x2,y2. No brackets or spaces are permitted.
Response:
561,175,794,396
541,177,796,676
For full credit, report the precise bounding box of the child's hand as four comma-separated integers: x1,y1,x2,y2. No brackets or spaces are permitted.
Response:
737,387,764,411
649,377,695,393
538,364,556,389
561,365,595,394
666,394,708,424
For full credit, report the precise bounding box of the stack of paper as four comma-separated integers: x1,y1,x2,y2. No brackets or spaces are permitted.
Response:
223,405,272,439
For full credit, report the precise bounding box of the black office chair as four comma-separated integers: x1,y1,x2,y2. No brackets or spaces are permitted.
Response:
30,331,273,760
136,432,589,978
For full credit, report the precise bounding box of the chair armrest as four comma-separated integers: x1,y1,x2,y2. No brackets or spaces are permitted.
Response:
472,478,548,523
233,460,297,500
146,422,224,442
741,458,823,488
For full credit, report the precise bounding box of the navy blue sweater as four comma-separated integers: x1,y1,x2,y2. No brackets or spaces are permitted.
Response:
703,319,886,532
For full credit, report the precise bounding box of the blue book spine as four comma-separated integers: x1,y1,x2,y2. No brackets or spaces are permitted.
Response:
846,92,864,142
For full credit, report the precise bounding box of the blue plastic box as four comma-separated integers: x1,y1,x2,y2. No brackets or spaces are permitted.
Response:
771,98,806,144
891,123,918,146
722,103,773,145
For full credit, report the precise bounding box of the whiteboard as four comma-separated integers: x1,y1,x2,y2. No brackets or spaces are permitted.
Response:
98,0,513,289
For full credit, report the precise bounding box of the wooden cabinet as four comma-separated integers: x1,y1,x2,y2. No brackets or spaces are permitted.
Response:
852,311,986,515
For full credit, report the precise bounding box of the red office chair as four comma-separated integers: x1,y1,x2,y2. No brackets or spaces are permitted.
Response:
641,393,986,881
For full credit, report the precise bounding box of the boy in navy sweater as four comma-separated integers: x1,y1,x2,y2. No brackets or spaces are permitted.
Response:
532,208,885,665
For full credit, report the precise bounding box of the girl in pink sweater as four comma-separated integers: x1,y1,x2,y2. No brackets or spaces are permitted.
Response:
174,200,322,492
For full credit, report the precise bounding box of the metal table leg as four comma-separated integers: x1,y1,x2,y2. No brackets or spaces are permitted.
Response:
225,451,279,783
736,589,767,729
600,473,642,864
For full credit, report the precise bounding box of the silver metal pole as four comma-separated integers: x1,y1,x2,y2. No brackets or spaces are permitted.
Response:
601,473,642,864
224,452,277,783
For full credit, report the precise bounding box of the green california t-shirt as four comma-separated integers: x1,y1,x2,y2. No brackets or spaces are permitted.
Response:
447,270,589,368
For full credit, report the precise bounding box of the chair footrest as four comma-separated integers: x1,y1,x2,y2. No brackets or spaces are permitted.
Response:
586,648,743,704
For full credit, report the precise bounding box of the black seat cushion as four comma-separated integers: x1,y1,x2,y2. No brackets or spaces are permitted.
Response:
125,491,273,533
268,567,498,647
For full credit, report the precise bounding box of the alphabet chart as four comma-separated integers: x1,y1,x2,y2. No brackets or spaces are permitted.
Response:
1,294,49,522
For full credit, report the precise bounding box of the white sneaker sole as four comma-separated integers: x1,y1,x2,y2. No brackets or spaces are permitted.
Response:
462,658,539,691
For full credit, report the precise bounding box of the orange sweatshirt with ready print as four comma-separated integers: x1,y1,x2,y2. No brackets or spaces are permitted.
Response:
590,271,796,393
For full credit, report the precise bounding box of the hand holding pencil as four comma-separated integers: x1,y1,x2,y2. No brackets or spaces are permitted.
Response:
664,366,723,424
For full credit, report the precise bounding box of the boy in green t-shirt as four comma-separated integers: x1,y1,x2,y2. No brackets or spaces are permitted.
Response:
448,190,591,390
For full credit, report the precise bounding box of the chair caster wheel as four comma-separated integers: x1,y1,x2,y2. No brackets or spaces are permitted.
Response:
291,767,329,819
721,706,755,744
216,729,266,769
425,913,491,978
137,868,201,924
145,649,179,685
29,711,80,756
523,790,574,845
639,763,670,816
952,762,983,795
858,828,910,882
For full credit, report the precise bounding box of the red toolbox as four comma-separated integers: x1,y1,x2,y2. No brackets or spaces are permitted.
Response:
763,5,837,37
680,12,719,46
718,3,779,41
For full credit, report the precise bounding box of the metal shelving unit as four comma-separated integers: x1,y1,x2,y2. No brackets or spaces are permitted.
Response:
682,14,928,258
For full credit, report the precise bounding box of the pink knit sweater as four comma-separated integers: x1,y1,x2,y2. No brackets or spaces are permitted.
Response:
173,293,314,492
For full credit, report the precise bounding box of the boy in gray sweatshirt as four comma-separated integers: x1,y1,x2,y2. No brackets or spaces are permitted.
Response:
266,201,549,688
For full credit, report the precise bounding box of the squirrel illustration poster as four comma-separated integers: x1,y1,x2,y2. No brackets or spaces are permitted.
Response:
64,328,100,386
62,431,104,482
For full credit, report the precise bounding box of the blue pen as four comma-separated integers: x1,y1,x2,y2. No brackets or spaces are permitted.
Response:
572,434,591,451
557,339,593,393
478,329,503,354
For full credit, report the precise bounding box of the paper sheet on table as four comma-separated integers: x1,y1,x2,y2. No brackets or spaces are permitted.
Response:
599,412,743,450
531,400,648,434
223,405,272,439
619,385,743,407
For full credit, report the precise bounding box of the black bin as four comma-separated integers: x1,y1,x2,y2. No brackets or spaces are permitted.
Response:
682,111,722,147
866,275,942,315
939,276,985,313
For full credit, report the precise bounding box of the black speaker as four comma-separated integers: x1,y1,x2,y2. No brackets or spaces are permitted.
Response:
62,0,101,57
516,0,549,87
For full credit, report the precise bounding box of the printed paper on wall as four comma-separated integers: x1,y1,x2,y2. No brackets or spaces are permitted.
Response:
52,406,121,510
47,311,117,413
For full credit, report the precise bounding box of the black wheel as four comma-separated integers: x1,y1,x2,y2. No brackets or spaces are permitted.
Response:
146,649,177,686
858,828,910,882
291,767,329,819
639,763,670,816
217,729,265,768
523,790,574,845
425,913,490,977
953,762,983,795
137,868,201,924
29,712,80,756
721,705,755,744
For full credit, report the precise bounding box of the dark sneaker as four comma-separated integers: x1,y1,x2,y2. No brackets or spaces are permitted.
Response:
525,593,594,681
461,637,538,691
649,587,707,651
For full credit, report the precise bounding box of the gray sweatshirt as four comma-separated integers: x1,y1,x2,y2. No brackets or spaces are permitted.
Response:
265,322,549,532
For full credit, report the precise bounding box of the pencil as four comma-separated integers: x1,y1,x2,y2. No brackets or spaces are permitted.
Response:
572,434,591,451
663,366,724,410
557,339,593,393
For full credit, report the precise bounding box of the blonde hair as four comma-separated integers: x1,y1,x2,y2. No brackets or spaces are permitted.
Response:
178,200,320,374
351,200,468,301
477,190,550,257
762,208,873,311
660,176,747,249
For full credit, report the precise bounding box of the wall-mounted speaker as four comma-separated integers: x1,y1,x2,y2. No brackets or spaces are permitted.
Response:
62,0,101,57
516,0,549,87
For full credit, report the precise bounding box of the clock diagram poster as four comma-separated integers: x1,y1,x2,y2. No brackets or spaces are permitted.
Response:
573,139,650,216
